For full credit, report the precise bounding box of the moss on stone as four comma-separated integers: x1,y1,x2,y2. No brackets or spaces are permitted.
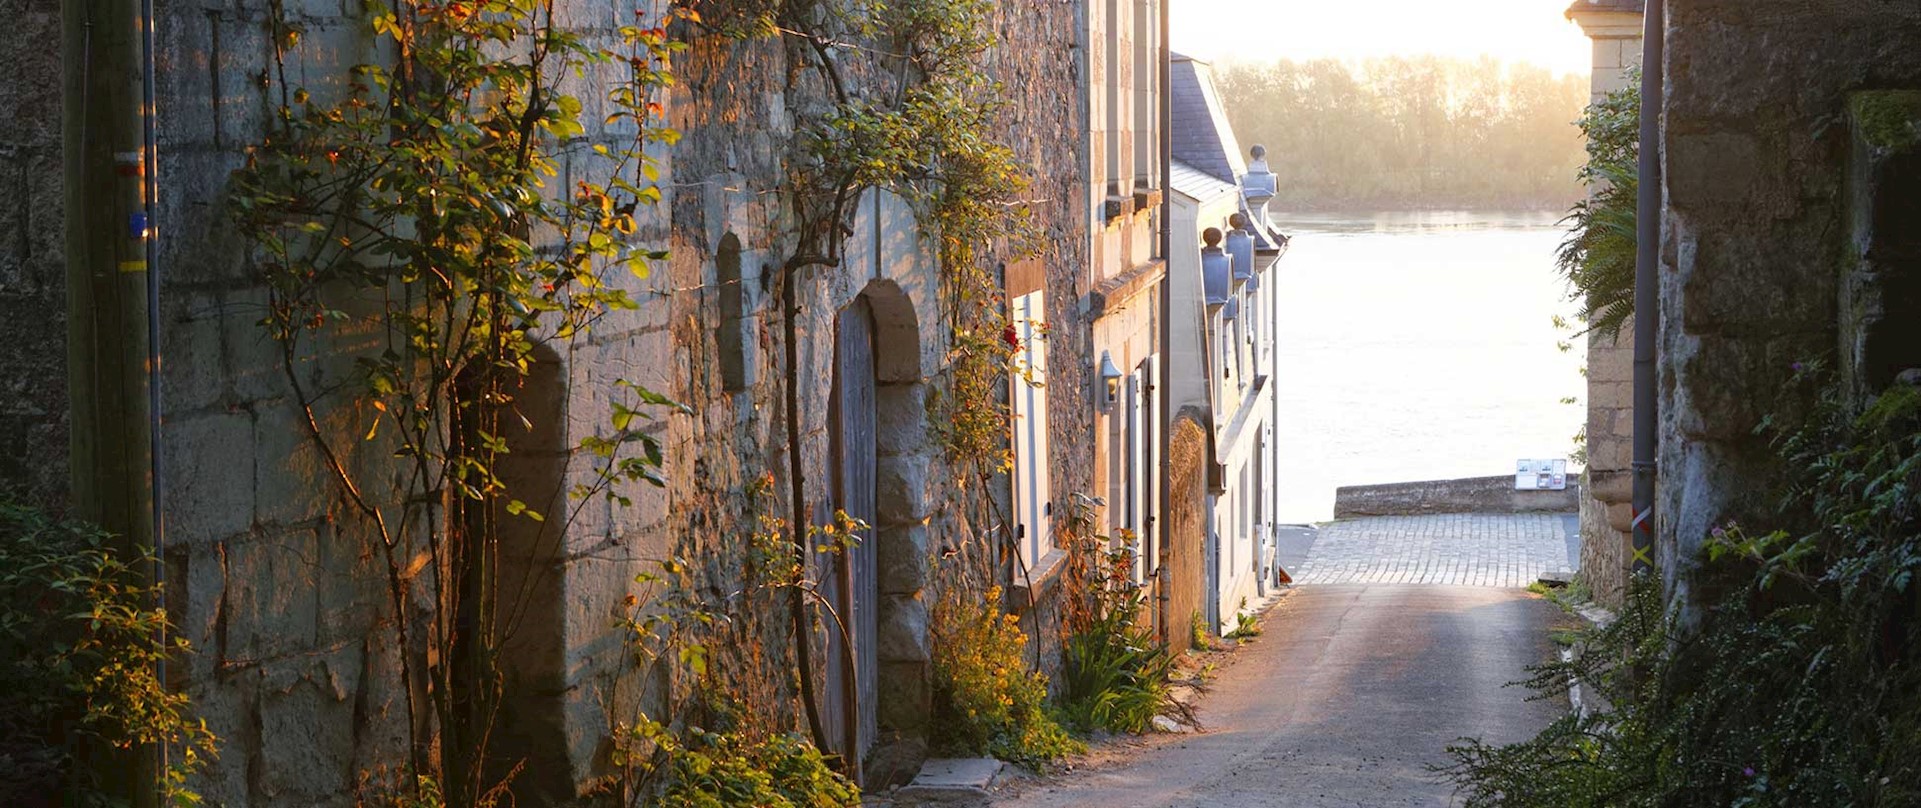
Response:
1848,90,1921,151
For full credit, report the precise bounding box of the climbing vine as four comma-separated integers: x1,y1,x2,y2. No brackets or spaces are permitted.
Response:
238,0,1057,798
675,0,1046,762
233,0,687,802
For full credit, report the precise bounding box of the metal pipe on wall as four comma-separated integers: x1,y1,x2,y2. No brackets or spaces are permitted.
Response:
1631,0,1663,575
1155,0,1172,646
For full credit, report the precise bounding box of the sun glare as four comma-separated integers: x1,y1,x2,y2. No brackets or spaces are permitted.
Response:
1171,0,1592,75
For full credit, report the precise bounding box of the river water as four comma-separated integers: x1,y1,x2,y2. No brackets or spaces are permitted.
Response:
1269,211,1586,523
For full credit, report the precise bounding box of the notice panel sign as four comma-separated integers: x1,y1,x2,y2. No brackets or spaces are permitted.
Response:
1515,459,1568,491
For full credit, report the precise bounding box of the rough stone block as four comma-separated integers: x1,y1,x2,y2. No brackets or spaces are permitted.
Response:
1589,468,1633,504
1606,501,1633,534
166,410,256,546
255,654,358,801
1667,132,1761,216
1588,380,1632,412
184,669,256,806
221,287,288,403
313,518,385,646
158,150,253,286
172,543,229,676
1586,329,1633,383
224,528,321,661
252,401,339,526
875,454,932,525
161,293,228,414
877,523,930,595
877,659,932,734
876,593,930,663
876,382,929,456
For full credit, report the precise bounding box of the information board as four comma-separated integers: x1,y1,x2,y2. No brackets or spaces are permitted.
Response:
1515,458,1568,491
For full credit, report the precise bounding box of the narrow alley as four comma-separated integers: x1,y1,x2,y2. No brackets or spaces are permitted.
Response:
992,514,1578,808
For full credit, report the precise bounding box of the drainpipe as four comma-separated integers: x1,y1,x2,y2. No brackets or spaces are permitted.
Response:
1631,0,1663,575
141,0,167,788
1155,0,1172,646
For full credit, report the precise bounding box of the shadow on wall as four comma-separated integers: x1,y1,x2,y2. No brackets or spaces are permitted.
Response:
483,342,573,804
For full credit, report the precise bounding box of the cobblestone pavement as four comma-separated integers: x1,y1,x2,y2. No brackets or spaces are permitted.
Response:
1289,513,1576,588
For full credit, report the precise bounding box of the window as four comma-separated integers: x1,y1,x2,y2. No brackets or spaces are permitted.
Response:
1137,355,1158,581
1010,290,1051,569
1123,371,1145,583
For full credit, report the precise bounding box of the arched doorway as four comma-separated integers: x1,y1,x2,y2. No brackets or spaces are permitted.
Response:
824,294,880,774
822,279,933,786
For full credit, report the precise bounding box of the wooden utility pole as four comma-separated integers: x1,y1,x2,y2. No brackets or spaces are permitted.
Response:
63,0,158,796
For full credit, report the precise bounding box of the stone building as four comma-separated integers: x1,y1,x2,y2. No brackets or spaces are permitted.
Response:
1656,1,1921,606
1166,54,1284,635
1565,0,1642,607
0,0,1106,802
1082,0,1167,633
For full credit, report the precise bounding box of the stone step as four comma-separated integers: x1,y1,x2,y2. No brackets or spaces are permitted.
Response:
891,757,1006,805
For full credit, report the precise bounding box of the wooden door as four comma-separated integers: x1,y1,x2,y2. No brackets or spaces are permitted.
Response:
825,297,879,776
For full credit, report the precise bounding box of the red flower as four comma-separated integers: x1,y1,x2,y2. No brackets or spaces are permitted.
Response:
1002,324,1020,350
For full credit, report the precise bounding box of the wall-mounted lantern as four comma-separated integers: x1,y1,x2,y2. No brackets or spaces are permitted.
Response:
1099,351,1123,408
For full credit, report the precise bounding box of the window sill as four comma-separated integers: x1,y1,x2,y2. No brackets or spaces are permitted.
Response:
1010,546,1069,609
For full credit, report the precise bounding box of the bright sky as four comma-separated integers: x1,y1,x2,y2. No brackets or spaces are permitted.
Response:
1171,0,1592,76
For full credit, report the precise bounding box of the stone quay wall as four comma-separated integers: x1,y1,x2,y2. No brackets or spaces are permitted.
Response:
1334,476,1579,520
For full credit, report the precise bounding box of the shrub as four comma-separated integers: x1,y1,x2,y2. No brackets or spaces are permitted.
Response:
661,729,858,808
1447,377,1921,807
1226,598,1262,639
929,585,1081,768
1061,537,1173,734
0,499,215,805
1557,74,1638,337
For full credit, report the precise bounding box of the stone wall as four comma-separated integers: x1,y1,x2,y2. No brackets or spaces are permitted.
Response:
1567,1,1641,608
0,0,1092,801
995,0,1096,683
1581,326,1634,606
1659,0,1921,604
0,0,66,508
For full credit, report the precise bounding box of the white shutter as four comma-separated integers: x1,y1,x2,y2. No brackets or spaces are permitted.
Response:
1140,354,1158,579
1126,373,1145,583
1011,291,1051,567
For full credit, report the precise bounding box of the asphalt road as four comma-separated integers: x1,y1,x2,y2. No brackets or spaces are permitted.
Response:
992,585,1567,808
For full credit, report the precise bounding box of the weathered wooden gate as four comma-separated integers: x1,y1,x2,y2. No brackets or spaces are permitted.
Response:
823,296,879,777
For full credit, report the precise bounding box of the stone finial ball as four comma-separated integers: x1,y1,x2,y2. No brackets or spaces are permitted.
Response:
1229,213,1248,230
1202,227,1223,247
1250,144,1267,159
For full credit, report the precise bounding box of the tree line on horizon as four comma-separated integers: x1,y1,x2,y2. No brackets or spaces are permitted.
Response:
1214,56,1589,212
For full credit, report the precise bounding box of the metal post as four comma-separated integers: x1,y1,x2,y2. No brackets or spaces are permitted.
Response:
1631,0,1663,574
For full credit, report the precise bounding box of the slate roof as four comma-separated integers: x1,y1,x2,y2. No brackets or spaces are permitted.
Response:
1171,54,1247,187
1170,159,1238,204
1565,0,1644,18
